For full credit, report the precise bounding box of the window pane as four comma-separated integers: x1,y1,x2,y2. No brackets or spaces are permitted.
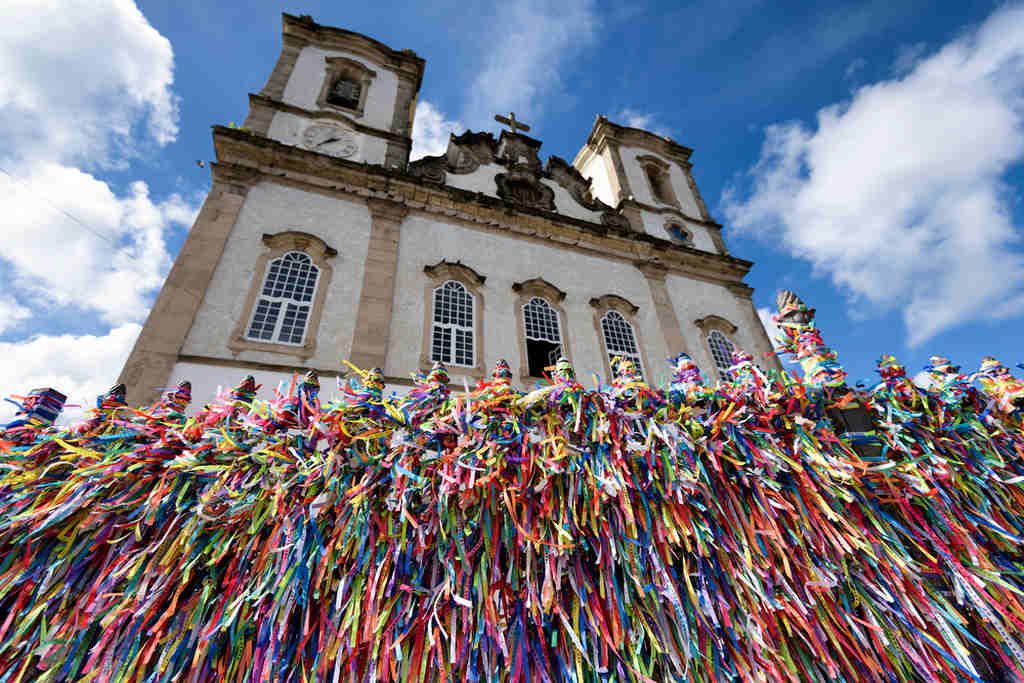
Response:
454,328,474,366
523,297,560,343
247,299,281,340
430,281,475,367
707,330,736,374
247,251,319,345
278,303,310,345
601,311,643,378
431,326,452,363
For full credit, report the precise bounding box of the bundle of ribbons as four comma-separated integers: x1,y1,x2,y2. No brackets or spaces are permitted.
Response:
1,336,1024,681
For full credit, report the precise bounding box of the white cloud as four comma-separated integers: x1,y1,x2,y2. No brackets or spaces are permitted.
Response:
614,108,673,137
0,300,32,336
0,323,141,425
0,0,178,167
411,101,463,160
723,4,1024,346
0,0,197,329
466,0,599,126
757,307,782,350
0,164,195,324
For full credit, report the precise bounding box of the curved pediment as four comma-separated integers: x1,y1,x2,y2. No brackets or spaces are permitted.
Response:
423,259,486,286
512,277,566,302
589,294,639,315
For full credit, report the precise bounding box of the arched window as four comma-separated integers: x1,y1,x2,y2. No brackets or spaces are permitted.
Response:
601,310,643,377
707,329,736,376
431,280,475,366
523,297,562,376
328,77,361,110
246,251,320,345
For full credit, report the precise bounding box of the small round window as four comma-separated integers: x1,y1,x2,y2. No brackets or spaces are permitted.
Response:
666,223,690,244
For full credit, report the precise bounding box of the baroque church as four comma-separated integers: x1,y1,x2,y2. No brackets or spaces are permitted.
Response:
118,13,779,405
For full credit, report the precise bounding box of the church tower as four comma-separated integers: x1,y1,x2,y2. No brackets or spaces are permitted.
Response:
119,13,778,405
243,13,423,168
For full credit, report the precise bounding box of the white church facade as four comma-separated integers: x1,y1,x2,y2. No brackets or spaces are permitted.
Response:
118,13,779,404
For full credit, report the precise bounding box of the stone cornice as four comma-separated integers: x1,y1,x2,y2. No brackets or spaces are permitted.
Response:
211,127,754,287
577,115,693,164
248,94,412,147
281,13,425,89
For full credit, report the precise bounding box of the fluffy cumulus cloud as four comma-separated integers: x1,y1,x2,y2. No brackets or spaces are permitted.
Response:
0,165,195,323
466,0,599,126
0,0,178,165
723,4,1024,346
0,0,196,404
411,101,463,160
0,324,141,425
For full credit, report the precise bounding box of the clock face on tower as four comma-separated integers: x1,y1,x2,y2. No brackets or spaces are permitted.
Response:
301,123,359,159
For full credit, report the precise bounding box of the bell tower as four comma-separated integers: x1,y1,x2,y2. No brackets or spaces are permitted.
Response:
242,14,425,169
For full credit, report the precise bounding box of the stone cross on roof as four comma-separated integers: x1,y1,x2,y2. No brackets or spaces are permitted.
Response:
494,112,531,134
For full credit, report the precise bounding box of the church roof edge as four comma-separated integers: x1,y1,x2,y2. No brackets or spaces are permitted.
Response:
579,115,693,162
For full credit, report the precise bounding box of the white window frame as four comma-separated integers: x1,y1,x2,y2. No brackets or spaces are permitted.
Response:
245,251,320,347
707,329,736,376
523,296,563,371
600,310,644,378
430,280,476,367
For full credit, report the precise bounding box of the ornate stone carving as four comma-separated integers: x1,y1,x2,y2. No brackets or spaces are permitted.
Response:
546,156,602,210
600,211,631,231
495,171,555,211
408,155,446,184
497,131,542,169
446,131,497,174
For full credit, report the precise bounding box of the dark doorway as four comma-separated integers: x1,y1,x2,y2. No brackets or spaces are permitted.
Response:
526,339,560,377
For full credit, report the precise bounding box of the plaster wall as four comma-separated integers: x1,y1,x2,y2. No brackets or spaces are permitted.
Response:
576,153,616,207
167,361,413,413
638,212,718,253
181,181,372,370
664,274,767,379
268,111,387,165
619,146,703,217
443,163,501,195
387,216,672,384
282,46,399,131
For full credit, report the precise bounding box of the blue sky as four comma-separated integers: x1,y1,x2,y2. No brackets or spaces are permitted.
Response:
0,0,1022,411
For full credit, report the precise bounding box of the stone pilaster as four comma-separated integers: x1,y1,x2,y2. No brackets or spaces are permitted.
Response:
348,198,408,370
118,166,255,404
728,283,782,372
636,261,689,358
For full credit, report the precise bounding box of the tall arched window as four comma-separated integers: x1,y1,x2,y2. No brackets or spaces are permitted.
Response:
601,310,643,377
246,251,319,345
523,297,562,376
707,329,736,376
431,280,475,366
